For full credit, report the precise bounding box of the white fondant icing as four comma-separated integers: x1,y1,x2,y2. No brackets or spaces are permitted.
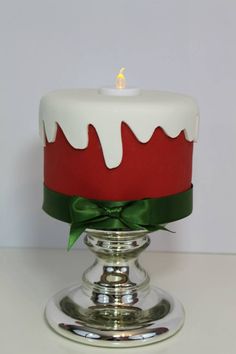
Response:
39,89,199,169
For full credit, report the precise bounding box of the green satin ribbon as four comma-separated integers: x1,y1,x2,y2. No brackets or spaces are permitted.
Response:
43,185,193,250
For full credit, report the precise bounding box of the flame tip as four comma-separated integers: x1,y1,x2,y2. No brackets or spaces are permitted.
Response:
116,68,126,89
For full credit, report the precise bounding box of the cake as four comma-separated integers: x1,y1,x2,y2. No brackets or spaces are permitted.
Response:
39,88,199,248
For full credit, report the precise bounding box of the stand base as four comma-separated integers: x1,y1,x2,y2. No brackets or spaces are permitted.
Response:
45,285,184,347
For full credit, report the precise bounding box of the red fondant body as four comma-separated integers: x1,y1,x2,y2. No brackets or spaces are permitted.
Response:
44,124,193,201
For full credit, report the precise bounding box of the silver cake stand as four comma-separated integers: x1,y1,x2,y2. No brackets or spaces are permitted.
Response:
45,229,184,347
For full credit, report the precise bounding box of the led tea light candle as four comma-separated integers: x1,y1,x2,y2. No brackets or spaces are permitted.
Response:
99,67,141,96
40,70,199,347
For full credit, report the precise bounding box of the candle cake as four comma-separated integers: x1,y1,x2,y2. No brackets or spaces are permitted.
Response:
39,86,199,247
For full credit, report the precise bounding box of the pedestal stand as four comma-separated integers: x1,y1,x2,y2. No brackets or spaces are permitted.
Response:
45,229,184,347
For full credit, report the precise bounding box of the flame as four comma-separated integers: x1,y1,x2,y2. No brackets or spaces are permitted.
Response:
116,67,126,89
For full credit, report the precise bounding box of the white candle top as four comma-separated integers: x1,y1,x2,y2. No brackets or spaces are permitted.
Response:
39,89,199,169
99,87,141,96
100,68,140,96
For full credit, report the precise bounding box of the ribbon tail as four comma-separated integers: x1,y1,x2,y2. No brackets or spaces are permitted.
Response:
161,225,175,233
119,217,145,231
147,224,175,233
68,223,87,251
121,216,174,234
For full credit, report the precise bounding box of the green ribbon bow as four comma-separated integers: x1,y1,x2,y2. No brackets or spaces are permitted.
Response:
43,185,193,250
69,197,169,250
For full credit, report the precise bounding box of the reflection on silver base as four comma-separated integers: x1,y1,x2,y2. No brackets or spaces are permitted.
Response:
45,285,184,347
45,229,185,347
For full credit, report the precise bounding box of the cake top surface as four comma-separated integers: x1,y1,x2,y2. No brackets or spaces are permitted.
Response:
39,89,199,168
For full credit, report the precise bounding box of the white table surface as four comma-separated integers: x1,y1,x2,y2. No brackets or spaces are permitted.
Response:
0,249,235,354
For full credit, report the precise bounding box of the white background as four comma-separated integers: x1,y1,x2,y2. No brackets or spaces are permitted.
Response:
0,0,235,253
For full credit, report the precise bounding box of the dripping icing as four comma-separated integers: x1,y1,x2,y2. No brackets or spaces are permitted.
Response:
39,89,199,169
